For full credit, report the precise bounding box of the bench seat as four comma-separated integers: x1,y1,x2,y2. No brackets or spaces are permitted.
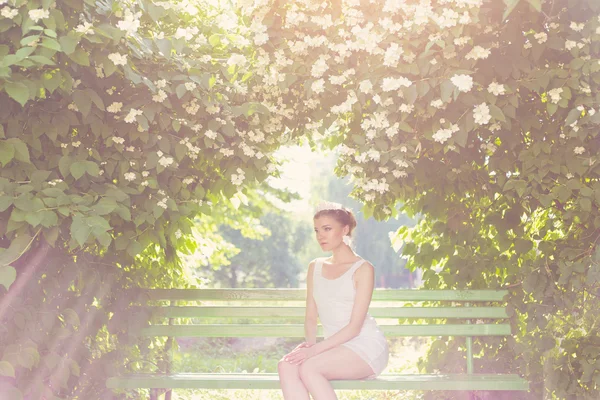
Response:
107,373,529,391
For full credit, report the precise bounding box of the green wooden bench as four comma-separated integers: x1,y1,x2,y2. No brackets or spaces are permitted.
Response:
106,288,529,397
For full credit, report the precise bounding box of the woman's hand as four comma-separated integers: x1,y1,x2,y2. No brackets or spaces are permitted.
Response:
293,341,315,351
283,345,316,365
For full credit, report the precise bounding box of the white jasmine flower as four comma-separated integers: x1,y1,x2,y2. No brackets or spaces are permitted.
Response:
124,172,136,181
174,26,199,41
430,99,444,109
534,32,547,44
311,56,330,78
227,54,247,67
311,79,325,94
75,21,94,35
152,90,167,103
108,53,128,66
107,102,123,113
573,146,585,155
570,22,584,32
158,156,174,167
124,108,143,123
116,10,141,35
565,40,577,51
1,7,19,19
185,82,197,91
399,104,414,113
454,36,471,46
487,82,505,96
548,88,563,104
359,80,373,93
29,8,50,22
451,74,473,92
473,103,491,125
465,46,491,60
381,76,412,92
112,137,125,144
205,130,217,140
383,43,403,67
206,104,220,114
155,79,167,88
72,141,81,148
432,128,454,143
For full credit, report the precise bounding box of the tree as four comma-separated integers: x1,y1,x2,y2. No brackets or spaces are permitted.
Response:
199,211,311,288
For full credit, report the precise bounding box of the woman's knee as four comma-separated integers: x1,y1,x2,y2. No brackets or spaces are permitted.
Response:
298,359,318,382
278,359,299,379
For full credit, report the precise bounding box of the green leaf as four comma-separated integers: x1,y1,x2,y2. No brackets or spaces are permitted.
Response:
92,198,117,215
58,33,79,55
7,138,30,163
0,234,32,268
525,0,542,11
0,141,15,166
62,308,80,326
397,122,413,133
440,80,454,103
29,55,55,65
85,88,104,111
4,82,30,107
0,361,15,378
488,103,506,122
58,156,73,178
580,197,592,212
85,161,99,177
564,108,581,126
40,37,61,51
176,84,187,99
68,48,89,66
0,196,12,212
0,266,16,290
515,239,533,254
70,161,87,180
73,90,92,117
503,0,522,20
70,215,91,247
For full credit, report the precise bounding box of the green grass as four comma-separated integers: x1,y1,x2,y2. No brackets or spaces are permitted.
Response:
157,337,430,400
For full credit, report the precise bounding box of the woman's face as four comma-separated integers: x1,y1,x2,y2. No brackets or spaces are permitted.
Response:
314,214,349,252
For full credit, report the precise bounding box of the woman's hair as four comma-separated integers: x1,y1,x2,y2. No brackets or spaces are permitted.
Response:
313,207,357,236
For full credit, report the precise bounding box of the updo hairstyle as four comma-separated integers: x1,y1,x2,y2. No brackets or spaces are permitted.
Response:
313,207,357,237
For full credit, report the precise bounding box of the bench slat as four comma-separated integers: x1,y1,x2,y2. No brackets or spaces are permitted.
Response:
149,306,508,319
139,323,511,337
141,289,507,302
106,373,529,391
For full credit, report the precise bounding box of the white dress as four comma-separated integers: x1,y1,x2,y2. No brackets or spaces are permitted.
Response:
312,257,389,379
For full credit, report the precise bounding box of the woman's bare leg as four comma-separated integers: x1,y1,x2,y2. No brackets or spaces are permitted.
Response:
298,346,374,400
278,358,311,400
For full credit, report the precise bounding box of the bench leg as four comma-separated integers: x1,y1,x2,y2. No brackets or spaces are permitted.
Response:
149,389,158,400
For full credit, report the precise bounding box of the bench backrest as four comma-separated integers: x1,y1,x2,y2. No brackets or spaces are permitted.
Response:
133,289,510,340
125,289,511,374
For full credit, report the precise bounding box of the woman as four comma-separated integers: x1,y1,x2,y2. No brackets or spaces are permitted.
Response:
277,201,389,400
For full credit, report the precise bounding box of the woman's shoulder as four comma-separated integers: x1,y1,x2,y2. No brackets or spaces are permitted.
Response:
311,256,329,264
355,259,375,273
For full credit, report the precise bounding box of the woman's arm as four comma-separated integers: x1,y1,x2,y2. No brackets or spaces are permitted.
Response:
304,261,318,345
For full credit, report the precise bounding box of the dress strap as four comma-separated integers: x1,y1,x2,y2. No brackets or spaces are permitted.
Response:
346,258,368,279
313,258,323,281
